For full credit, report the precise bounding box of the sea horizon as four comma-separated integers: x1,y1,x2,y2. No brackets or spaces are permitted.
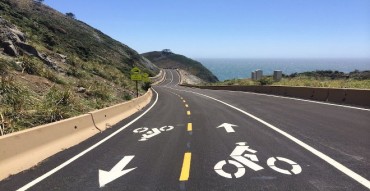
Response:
196,58,370,81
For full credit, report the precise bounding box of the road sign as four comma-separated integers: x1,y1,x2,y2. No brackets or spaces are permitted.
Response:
131,67,141,74
131,74,142,81
142,73,149,82
131,67,142,81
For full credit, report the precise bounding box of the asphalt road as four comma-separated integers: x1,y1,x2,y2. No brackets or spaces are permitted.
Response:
1,69,369,191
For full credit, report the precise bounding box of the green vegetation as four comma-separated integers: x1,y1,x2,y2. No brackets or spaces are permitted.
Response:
142,50,219,83
0,0,157,135
206,70,370,89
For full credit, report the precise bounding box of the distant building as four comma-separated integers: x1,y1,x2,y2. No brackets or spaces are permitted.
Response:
273,70,282,81
255,70,263,80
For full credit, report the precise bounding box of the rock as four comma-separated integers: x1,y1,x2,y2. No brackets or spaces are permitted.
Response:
58,54,67,59
8,28,25,42
77,87,86,93
16,42,39,56
1,40,18,56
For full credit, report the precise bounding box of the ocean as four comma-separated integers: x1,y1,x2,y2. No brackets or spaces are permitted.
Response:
197,58,370,81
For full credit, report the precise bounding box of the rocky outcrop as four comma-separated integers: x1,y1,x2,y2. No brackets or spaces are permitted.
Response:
1,40,18,56
0,17,24,57
0,17,61,71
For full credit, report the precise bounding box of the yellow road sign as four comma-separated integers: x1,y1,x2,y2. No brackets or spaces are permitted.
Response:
131,67,141,74
142,73,149,82
131,74,142,81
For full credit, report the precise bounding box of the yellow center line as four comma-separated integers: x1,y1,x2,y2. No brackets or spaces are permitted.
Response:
187,111,191,116
187,123,192,131
179,152,192,181
185,104,189,108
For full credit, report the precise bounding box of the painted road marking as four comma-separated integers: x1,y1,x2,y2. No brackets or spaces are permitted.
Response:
99,155,136,187
185,104,189,108
133,126,175,141
179,152,192,181
217,123,238,133
16,89,160,191
183,100,186,103
187,123,192,131
214,142,301,179
187,111,191,116
170,87,370,189
164,70,174,87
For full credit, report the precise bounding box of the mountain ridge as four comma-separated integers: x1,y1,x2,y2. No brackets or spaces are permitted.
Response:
142,50,219,83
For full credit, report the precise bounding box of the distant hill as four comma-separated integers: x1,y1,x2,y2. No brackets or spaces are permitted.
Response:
0,0,158,134
142,50,219,83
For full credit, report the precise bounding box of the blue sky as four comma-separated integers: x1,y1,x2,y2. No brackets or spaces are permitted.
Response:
44,0,370,58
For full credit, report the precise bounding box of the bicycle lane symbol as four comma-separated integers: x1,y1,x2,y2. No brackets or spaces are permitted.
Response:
133,126,174,141
214,142,302,178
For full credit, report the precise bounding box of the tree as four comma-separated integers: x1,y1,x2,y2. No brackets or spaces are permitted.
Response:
66,12,75,19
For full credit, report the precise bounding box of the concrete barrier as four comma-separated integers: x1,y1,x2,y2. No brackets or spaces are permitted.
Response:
312,88,329,101
344,89,370,107
89,90,152,131
327,88,346,103
285,86,314,99
180,84,370,108
151,69,165,85
0,89,152,180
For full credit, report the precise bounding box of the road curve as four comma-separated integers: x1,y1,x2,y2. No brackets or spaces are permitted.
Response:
0,69,369,191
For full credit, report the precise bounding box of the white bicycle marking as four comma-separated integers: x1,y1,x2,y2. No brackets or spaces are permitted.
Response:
214,142,302,178
133,126,175,141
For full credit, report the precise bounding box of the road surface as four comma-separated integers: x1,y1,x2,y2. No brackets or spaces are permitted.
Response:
1,69,369,191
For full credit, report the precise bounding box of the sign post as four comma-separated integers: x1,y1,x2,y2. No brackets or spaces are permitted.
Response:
130,67,142,98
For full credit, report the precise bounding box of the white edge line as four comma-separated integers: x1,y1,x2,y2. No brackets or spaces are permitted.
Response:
204,88,370,112
17,89,160,191
162,70,174,87
169,86,370,190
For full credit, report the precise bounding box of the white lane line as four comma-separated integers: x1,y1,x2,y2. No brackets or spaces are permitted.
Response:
169,87,370,189
157,70,167,86
175,70,181,86
163,70,174,87
199,88,370,112
17,89,160,191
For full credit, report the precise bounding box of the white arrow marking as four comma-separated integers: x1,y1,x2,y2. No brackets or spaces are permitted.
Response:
99,155,136,187
217,123,238,133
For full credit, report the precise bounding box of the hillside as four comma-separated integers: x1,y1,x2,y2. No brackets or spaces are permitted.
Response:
0,0,158,135
142,50,219,83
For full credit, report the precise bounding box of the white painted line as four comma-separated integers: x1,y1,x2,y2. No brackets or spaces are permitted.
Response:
17,89,160,191
169,87,370,189
163,70,174,87
157,70,167,86
213,89,370,112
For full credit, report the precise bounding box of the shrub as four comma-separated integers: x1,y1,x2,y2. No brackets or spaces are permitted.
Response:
38,86,77,123
0,76,29,112
141,82,151,91
258,77,273,86
123,92,132,100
